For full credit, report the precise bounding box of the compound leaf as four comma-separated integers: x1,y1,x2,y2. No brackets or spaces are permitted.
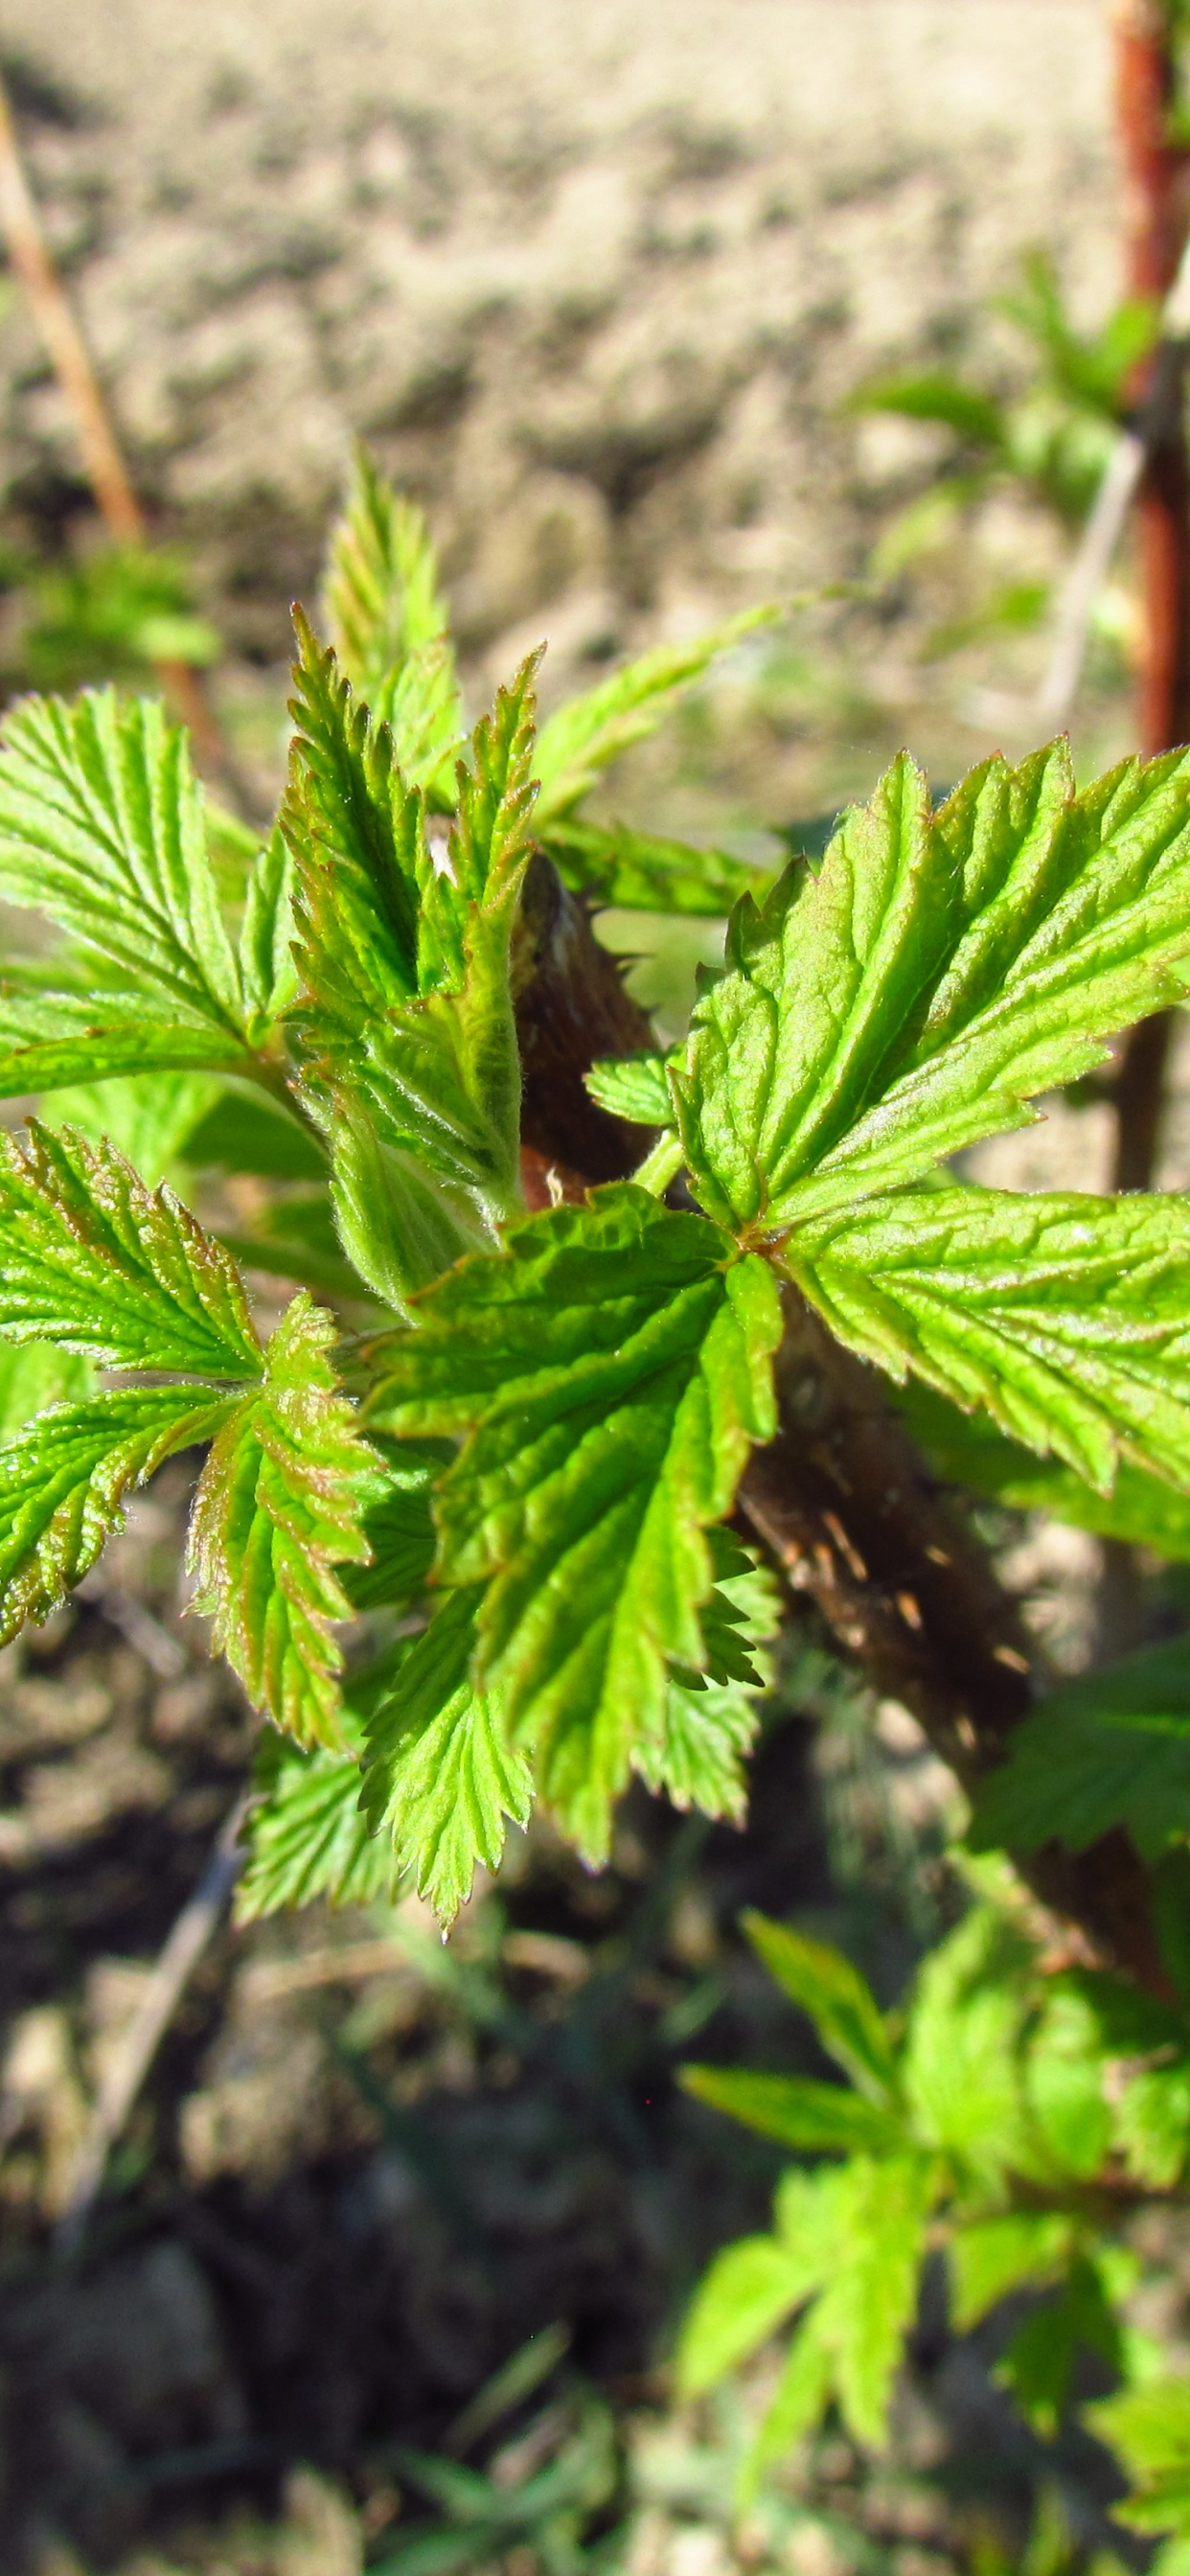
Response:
0,1384,234,1643
369,1185,781,1861
675,740,1190,1230
0,1123,263,1376
188,1294,377,1747
533,606,778,825
969,1637,1190,1864
0,688,244,1037
788,1185,1190,1496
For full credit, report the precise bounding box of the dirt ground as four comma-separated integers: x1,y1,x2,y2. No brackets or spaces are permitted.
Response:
0,8,1181,2572
0,0,1128,803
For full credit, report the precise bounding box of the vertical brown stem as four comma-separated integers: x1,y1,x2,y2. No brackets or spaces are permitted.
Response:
1110,2,1190,1198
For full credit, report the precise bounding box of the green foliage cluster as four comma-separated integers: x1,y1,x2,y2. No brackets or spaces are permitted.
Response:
6,448,1190,2536
679,1897,1190,2556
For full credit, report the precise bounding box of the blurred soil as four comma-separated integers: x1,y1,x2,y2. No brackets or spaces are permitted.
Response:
0,0,1132,816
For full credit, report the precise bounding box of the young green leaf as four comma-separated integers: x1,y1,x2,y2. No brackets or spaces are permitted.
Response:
0,1384,234,1643
0,688,245,1036
369,1185,781,1861
898,1378,1190,1563
237,1732,396,1921
741,1912,899,2102
188,1294,377,1747
786,1186,1190,1496
969,1637,1190,1864
287,622,539,1226
532,606,778,825
902,1906,1036,2187
0,1123,263,1376
674,740,1190,1230
322,448,463,777
584,1052,675,1128
541,816,768,918
680,2066,906,2156
359,1587,533,1923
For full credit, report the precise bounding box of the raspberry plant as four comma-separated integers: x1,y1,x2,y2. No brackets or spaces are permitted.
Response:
7,452,1190,2535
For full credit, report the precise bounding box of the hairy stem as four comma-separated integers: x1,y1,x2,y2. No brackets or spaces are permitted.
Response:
739,1289,1172,1998
512,854,1173,1997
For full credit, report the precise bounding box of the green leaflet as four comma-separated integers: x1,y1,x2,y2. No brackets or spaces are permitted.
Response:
584,1052,675,1128
676,2226,829,2399
787,1185,1190,1496
950,2213,1074,2332
0,1123,263,1376
237,1731,396,1921
0,1024,249,1101
541,816,768,918
0,980,245,1100
898,1378,1190,1562
635,1673,764,1824
804,2155,932,2448
46,1072,222,1187
1114,2063,1190,2189
1000,2256,1122,2438
188,1294,377,1748
322,448,464,786
901,1906,1037,2189
359,1588,533,1924
0,688,245,1037
532,605,778,825
0,1341,92,1437
969,1636,1190,1864
674,740,1190,1230
239,826,300,1033
680,2067,906,2156
286,622,538,1230
0,1384,234,1643
741,1911,899,2102
1087,2380,1190,2539
368,1185,781,1862
340,1433,443,1613
637,1545,777,1820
